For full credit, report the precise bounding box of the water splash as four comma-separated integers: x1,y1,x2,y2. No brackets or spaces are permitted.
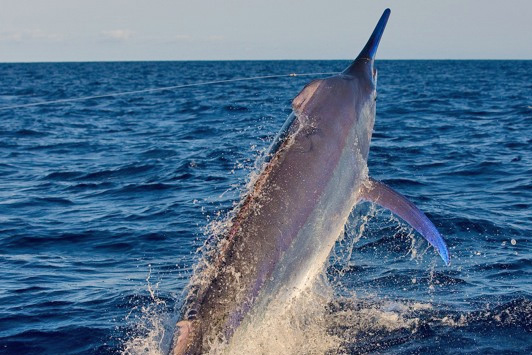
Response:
215,279,339,355
122,266,176,355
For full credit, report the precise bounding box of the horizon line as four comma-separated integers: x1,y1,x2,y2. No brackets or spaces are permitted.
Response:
1,58,531,65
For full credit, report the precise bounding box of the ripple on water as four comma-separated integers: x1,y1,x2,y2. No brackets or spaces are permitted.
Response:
0,60,530,354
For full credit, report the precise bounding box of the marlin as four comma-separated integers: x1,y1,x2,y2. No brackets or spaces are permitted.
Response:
172,8,449,354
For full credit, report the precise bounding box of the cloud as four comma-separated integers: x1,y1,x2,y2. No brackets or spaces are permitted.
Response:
206,35,225,42
100,29,134,41
165,34,224,43
174,34,192,41
0,29,64,42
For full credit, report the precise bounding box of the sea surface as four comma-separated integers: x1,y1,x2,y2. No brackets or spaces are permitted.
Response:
0,60,531,354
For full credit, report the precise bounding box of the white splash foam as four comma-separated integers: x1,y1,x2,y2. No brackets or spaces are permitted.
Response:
219,277,340,355
121,267,176,355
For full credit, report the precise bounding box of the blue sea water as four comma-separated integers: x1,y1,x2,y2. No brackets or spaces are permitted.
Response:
0,60,531,354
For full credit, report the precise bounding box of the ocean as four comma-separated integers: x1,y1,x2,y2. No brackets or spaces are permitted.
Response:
0,60,531,354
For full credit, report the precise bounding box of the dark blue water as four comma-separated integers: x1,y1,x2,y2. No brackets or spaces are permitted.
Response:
0,60,531,354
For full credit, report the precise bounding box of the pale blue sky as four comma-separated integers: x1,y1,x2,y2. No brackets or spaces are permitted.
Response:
1,0,531,62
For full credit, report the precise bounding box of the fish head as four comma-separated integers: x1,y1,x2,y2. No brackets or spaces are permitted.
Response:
340,8,390,160
343,8,390,84
290,10,390,162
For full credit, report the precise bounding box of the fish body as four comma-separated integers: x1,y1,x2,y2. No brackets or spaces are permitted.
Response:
172,9,449,354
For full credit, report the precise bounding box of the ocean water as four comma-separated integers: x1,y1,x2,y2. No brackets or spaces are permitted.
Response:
0,60,531,354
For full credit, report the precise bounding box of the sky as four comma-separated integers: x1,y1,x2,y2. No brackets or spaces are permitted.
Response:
1,0,531,62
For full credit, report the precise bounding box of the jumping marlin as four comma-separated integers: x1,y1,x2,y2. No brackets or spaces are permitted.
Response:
172,8,449,354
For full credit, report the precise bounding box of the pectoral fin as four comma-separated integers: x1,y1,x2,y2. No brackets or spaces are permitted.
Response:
360,177,450,265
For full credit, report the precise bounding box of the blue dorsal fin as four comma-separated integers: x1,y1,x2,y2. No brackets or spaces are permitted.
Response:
361,177,450,265
356,8,391,61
